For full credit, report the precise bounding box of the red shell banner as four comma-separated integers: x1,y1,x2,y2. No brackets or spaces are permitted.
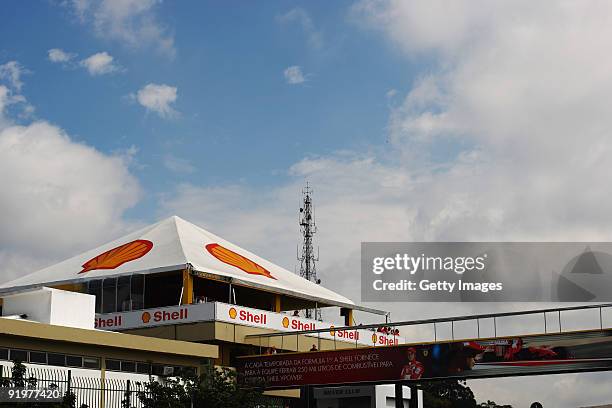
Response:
79,240,153,274
206,243,276,280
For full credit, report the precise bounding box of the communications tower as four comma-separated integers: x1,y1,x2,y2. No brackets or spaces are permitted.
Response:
298,182,321,320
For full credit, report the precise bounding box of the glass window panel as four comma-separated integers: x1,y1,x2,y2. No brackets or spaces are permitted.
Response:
66,356,83,367
131,274,145,310
117,276,131,312
29,351,47,364
9,349,27,362
136,362,150,374
88,280,103,313
83,357,100,369
151,364,164,376
121,361,136,372
47,353,66,366
106,359,120,371
102,278,117,313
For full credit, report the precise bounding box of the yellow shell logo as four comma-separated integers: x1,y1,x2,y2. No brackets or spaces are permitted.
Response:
141,312,151,323
229,307,237,319
206,243,276,280
282,317,290,328
79,240,153,274
329,325,335,336
372,333,377,343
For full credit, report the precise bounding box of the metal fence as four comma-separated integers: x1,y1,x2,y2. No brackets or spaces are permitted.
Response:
0,364,288,408
0,365,148,408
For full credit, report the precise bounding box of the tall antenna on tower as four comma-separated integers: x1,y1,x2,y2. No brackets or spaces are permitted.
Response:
298,182,320,320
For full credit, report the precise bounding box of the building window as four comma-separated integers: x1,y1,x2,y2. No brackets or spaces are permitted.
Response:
9,349,27,362
88,280,103,313
66,355,83,368
0,347,194,376
136,362,151,374
29,351,47,364
117,276,131,312
83,357,100,369
106,359,121,371
121,361,136,373
102,278,117,313
131,274,145,310
47,353,66,366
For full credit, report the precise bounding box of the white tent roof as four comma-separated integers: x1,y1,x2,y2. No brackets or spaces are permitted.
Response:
0,216,357,309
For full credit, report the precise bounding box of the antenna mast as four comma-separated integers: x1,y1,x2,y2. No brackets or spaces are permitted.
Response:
298,182,320,320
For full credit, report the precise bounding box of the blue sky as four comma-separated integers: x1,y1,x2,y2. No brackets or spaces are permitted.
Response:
3,2,612,405
1,0,421,217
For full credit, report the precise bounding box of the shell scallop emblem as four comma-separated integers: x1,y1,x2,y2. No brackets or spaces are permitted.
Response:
282,317,290,328
141,312,151,323
205,243,276,280
229,307,238,319
79,240,153,274
372,333,377,344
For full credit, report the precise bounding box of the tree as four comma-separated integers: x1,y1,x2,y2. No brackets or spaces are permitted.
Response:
134,366,270,408
417,379,513,408
478,401,513,408
420,379,478,408
0,359,37,388
0,360,77,408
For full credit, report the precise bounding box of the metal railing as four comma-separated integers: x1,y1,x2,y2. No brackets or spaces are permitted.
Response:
0,364,287,408
245,303,612,352
0,365,148,408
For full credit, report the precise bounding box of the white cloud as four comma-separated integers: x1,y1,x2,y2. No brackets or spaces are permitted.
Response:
132,83,178,118
0,62,31,128
160,2,612,405
0,61,141,283
0,122,141,256
0,61,27,91
284,66,306,84
0,121,141,282
48,48,76,64
80,52,120,75
65,0,175,58
47,49,122,76
163,154,195,174
277,7,323,49
386,88,398,98
0,86,20,128
345,0,612,245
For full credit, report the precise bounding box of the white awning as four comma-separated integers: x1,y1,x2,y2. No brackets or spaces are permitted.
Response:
0,216,362,310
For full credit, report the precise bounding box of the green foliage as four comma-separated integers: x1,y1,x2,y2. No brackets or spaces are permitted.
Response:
0,360,37,388
134,366,269,408
419,380,513,408
0,360,80,408
420,379,478,408
478,401,513,408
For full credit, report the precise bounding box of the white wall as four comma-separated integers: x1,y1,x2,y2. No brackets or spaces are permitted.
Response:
375,384,411,408
2,288,53,324
2,287,95,329
48,288,95,329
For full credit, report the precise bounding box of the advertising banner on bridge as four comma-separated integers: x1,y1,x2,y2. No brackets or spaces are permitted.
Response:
238,329,612,388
